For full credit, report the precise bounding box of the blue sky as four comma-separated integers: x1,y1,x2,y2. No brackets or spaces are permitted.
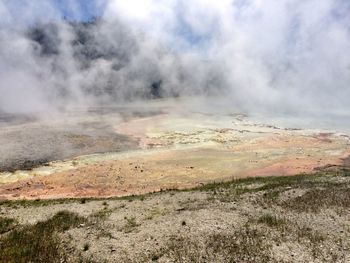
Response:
0,0,210,51
52,0,107,21
1,0,107,24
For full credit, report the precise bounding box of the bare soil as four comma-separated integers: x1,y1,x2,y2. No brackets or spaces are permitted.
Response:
0,170,349,262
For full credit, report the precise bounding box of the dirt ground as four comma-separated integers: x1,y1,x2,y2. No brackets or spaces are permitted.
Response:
0,170,349,262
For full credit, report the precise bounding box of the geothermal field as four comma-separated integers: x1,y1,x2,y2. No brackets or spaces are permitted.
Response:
1,0,350,262
1,99,350,262
0,98,349,199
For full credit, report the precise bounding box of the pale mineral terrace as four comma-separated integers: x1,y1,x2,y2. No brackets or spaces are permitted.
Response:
0,99,349,199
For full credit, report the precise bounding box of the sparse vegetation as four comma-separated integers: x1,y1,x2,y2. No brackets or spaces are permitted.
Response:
163,225,274,263
283,187,350,213
0,169,349,262
90,208,114,221
257,213,286,228
96,229,113,239
123,216,139,233
197,170,350,210
0,211,85,263
0,217,17,234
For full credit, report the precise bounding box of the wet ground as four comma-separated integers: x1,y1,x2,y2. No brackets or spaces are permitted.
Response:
0,98,349,199
0,107,159,172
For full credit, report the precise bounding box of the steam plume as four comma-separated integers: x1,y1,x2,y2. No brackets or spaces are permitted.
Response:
0,0,349,114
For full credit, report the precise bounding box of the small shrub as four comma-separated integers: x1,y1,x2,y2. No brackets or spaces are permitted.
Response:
0,217,17,234
123,217,139,233
90,208,113,221
257,214,286,228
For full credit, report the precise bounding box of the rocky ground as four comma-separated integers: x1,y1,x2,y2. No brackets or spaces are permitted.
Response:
0,169,349,262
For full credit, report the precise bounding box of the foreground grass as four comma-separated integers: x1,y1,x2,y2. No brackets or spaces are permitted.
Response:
196,170,350,212
0,217,17,234
160,225,274,263
284,187,350,212
0,211,85,263
0,169,349,262
1,169,348,208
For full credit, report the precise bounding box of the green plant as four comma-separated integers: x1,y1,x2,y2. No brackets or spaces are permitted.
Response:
0,217,17,234
0,211,85,263
257,213,286,228
123,217,140,233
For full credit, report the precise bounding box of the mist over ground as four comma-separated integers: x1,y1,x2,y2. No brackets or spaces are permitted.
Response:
0,0,349,116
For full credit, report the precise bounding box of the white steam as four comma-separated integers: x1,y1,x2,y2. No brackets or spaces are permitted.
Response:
0,0,349,114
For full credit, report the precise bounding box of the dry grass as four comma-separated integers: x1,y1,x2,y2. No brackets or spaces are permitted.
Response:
257,213,287,228
157,224,274,263
283,187,350,213
0,211,85,263
0,217,17,234
123,216,140,233
0,169,349,262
